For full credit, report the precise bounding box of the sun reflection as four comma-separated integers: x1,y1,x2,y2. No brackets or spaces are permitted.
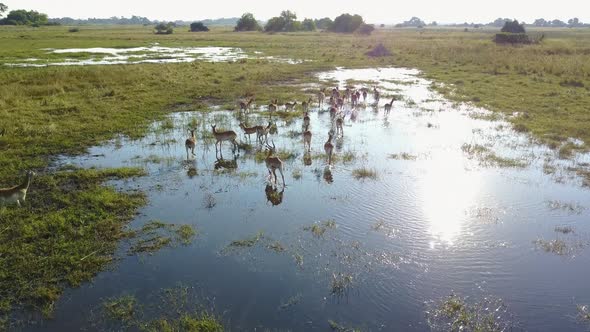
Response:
421,151,481,247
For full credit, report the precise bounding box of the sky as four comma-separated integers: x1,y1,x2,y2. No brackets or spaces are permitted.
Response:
2,0,588,24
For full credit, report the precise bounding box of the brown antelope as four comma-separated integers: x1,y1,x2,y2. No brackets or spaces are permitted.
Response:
302,97,313,113
239,122,262,142
373,87,380,104
303,112,310,128
265,141,285,186
337,97,344,109
185,128,197,158
384,97,395,113
329,106,338,118
211,125,238,157
239,97,254,113
344,87,352,102
284,101,297,112
268,99,278,113
324,132,334,165
335,117,344,137
318,89,326,109
351,93,359,107
0,170,36,207
362,90,368,103
332,87,340,98
257,122,272,144
303,124,312,152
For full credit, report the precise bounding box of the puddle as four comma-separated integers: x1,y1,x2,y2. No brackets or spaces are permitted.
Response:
29,67,590,331
4,45,305,67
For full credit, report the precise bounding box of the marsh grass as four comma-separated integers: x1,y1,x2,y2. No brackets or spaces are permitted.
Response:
389,152,418,161
352,167,378,180
547,200,585,214
461,143,527,168
330,273,353,296
427,294,513,332
577,305,590,323
328,320,361,332
228,231,265,248
304,220,336,237
103,295,138,325
278,293,302,311
128,220,197,254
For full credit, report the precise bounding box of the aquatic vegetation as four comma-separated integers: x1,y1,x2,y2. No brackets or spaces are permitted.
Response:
267,241,286,253
292,168,302,180
304,220,337,237
533,238,572,256
328,320,361,332
352,167,378,180
141,313,223,332
577,305,590,323
176,225,197,245
426,294,513,332
278,293,302,311
555,226,574,235
128,221,197,254
461,143,527,168
547,200,585,214
103,295,138,325
389,152,418,161
228,231,265,248
330,273,353,296
203,193,217,209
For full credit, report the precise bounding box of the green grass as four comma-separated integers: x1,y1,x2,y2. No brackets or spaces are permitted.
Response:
352,167,378,180
228,231,264,248
304,220,337,237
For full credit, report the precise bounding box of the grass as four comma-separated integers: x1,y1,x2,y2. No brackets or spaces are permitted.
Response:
328,320,361,332
352,167,378,180
228,231,264,248
427,293,512,332
330,272,353,296
128,221,197,254
103,295,138,325
461,143,528,168
389,152,418,160
304,220,336,237
533,238,569,256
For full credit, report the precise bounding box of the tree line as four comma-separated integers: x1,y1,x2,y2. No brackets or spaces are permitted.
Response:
235,11,374,34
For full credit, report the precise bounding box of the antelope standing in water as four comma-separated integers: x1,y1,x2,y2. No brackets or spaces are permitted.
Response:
302,97,313,113
373,87,380,105
0,170,36,207
384,97,395,113
211,125,238,158
257,122,272,144
239,122,262,142
239,97,254,113
324,132,334,165
362,90,368,103
318,89,326,109
335,116,344,137
284,101,297,112
265,141,286,187
303,112,310,128
303,124,312,152
329,106,338,118
185,128,197,158
268,99,278,113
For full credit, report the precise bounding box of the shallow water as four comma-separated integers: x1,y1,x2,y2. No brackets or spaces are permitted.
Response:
25,67,590,331
4,45,304,67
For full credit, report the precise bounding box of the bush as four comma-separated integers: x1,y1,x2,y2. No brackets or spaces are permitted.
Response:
301,18,316,31
0,9,47,25
189,22,209,32
329,13,364,33
501,20,525,33
235,13,261,31
366,43,392,57
494,33,531,44
264,10,300,32
68,27,79,33
154,23,173,35
356,23,375,35
314,17,333,30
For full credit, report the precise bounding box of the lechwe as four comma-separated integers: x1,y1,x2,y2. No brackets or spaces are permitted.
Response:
264,141,285,187
185,128,197,158
303,124,312,152
324,132,334,165
0,170,36,207
211,124,238,158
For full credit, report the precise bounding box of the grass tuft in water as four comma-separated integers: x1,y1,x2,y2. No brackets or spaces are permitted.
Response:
304,220,336,237
328,320,361,332
128,220,197,254
389,152,418,161
103,295,138,326
229,231,265,248
330,273,353,296
352,167,378,180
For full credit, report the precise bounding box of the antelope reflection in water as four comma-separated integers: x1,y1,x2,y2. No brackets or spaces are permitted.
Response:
265,185,284,206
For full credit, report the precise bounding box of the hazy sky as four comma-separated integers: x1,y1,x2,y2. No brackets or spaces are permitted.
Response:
2,0,588,23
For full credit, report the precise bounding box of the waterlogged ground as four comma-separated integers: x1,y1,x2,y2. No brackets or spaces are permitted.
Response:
27,67,590,331
3,45,303,67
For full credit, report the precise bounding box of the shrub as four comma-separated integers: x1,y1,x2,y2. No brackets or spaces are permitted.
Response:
356,23,375,35
314,17,333,30
0,9,47,25
155,23,173,35
189,22,209,32
501,20,526,33
68,27,79,33
494,33,531,44
366,43,392,57
234,12,261,31
301,18,316,31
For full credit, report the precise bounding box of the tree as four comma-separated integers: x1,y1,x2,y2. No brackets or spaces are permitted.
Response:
234,13,261,31
1,9,48,25
568,18,580,27
190,22,209,32
154,22,173,34
314,17,333,30
0,3,7,18
301,18,316,31
501,20,525,33
329,14,364,33
264,10,301,32
356,23,375,35
264,16,285,32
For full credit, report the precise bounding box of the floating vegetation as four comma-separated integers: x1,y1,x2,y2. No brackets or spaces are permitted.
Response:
128,220,197,255
278,293,302,311
293,253,304,267
533,238,570,256
292,169,302,180
352,167,378,180
547,200,585,214
330,273,353,296
228,231,265,248
254,149,298,163
304,220,337,237
267,241,286,253
328,320,361,332
426,294,513,332
132,154,176,165
389,152,418,161
461,143,527,168
577,305,590,323
103,295,138,326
